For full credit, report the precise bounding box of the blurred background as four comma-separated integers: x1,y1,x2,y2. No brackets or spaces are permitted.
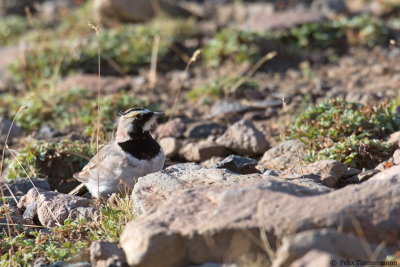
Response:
0,0,399,141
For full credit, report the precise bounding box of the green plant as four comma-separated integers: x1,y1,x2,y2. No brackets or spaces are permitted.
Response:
203,29,262,67
6,140,95,179
0,195,134,265
0,15,32,45
0,87,146,137
290,98,400,168
88,195,135,242
10,17,193,86
0,219,90,266
187,76,258,103
272,14,388,50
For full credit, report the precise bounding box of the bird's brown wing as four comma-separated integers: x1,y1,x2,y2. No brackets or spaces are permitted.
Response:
73,144,115,183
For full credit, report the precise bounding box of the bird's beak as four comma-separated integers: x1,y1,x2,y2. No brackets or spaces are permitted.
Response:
152,111,164,117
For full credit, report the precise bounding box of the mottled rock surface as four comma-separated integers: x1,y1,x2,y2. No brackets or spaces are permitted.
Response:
260,140,307,169
17,188,91,227
132,163,331,215
281,160,347,187
216,155,259,174
159,137,180,158
181,141,230,162
90,240,127,267
272,229,390,267
122,166,400,266
216,119,269,156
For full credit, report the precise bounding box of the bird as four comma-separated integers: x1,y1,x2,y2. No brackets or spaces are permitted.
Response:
73,108,165,198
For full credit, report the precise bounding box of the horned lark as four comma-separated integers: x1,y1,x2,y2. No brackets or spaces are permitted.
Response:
73,108,165,198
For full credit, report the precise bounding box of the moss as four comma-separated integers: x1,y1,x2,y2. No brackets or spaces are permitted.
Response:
290,98,400,168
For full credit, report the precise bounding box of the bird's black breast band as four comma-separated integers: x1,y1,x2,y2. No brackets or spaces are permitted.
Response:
117,132,161,160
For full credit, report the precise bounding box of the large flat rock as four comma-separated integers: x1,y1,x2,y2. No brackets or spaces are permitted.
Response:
132,163,331,215
121,166,400,267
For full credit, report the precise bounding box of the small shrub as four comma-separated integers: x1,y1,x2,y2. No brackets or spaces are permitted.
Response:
273,14,388,49
6,140,95,179
290,98,400,168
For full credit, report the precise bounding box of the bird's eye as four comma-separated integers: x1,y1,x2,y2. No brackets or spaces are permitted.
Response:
136,114,143,119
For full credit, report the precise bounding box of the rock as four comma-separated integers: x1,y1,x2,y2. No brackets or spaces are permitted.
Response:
184,121,226,139
209,101,254,118
17,188,91,227
2,178,50,196
369,164,400,181
59,74,131,94
159,137,180,158
240,10,325,31
121,171,400,266
201,157,223,168
132,163,331,215
311,0,347,16
0,0,45,15
154,118,186,139
189,264,237,267
343,169,379,185
289,250,343,267
38,0,80,23
216,119,269,156
35,125,60,140
93,0,185,25
342,167,361,179
249,99,283,109
266,175,332,196
90,240,127,267
387,131,400,145
216,155,259,174
34,262,91,267
0,204,33,231
260,140,307,169
0,66,15,92
346,90,379,106
67,207,100,222
393,149,400,165
281,160,347,188
33,257,49,267
0,117,23,144
272,229,390,267
181,141,230,162
94,0,157,24
263,169,281,176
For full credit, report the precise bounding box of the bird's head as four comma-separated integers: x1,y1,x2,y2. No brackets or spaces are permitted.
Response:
116,108,163,142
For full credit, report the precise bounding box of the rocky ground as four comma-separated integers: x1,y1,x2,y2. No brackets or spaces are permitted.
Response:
1,0,400,266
